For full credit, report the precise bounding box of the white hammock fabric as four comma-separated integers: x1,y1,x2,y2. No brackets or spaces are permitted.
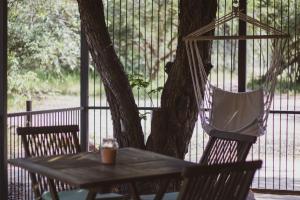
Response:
185,40,284,137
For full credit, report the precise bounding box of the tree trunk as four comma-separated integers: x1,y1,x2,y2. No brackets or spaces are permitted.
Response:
76,0,217,158
146,0,217,159
77,0,145,149
77,0,218,194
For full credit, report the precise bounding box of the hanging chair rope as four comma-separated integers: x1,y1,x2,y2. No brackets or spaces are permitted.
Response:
184,11,288,41
184,2,288,138
186,38,285,136
262,45,285,128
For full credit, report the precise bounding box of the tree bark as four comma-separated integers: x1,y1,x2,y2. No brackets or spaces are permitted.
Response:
77,0,218,194
77,0,145,149
76,0,217,159
146,0,217,159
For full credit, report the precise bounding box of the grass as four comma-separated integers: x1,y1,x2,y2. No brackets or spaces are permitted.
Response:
8,68,300,112
247,78,300,93
8,70,105,112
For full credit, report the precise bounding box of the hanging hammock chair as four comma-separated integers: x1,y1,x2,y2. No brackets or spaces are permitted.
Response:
184,6,289,138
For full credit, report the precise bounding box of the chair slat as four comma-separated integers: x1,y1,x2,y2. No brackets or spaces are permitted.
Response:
178,160,262,200
17,125,81,199
200,132,255,165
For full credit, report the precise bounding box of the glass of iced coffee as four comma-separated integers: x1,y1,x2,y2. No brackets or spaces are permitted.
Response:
100,138,119,165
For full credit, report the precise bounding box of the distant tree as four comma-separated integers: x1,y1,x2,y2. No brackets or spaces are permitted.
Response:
8,0,80,74
258,0,300,83
8,0,179,99
104,0,179,79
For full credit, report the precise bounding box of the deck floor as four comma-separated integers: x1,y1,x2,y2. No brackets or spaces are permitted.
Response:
255,193,300,200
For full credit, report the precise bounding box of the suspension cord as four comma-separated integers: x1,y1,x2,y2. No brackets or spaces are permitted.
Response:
233,0,239,13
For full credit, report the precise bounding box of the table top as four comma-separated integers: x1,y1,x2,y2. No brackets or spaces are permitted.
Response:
8,147,195,189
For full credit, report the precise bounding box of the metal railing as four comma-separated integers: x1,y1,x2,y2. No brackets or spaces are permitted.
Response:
6,0,300,198
7,105,300,199
89,0,300,194
87,107,300,194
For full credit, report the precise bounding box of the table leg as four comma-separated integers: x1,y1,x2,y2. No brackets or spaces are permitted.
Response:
86,191,97,200
153,179,171,200
129,182,141,200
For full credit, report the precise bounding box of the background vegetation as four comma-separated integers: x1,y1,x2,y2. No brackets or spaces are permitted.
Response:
8,0,80,108
7,0,299,111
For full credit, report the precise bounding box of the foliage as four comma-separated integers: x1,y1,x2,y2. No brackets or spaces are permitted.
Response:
7,0,81,103
210,0,300,81
248,77,300,93
128,73,164,105
253,0,300,82
8,0,177,103
104,0,178,79
128,73,164,119
8,70,47,98
7,0,300,105
8,0,81,74
128,73,150,89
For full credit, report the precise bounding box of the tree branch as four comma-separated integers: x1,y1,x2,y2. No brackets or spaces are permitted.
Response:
77,0,145,148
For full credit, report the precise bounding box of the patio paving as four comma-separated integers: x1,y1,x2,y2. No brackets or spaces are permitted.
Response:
255,193,300,200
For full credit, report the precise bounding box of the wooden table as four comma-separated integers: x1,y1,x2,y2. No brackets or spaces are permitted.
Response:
8,147,195,200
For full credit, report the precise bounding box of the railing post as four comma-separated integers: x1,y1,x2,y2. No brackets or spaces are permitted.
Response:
80,24,89,151
26,100,32,127
238,0,247,92
0,0,8,199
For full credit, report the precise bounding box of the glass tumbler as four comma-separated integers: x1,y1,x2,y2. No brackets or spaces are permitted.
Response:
100,138,119,165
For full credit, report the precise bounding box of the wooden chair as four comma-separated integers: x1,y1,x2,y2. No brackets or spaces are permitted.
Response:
197,130,257,199
17,125,126,200
139,160,262,200
137,131,257,200
199,130,257,165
